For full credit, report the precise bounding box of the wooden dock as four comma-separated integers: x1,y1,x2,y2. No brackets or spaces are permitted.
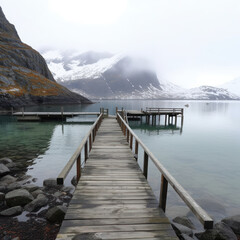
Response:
56,117,178,239
55,109,213,240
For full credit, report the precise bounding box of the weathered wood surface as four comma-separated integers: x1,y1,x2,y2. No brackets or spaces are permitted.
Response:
56,118,178,240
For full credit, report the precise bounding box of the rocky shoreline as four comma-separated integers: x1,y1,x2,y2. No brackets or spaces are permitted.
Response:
0,157,74,240
0,156,240,240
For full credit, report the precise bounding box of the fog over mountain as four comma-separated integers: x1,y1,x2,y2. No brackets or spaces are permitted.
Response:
43,50,240,100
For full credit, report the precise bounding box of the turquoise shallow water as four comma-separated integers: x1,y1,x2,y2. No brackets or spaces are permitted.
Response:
0,100,239,222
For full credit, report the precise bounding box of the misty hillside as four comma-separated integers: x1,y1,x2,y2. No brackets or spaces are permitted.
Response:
43,50,240,100
0,7,91,109
219,78,240,96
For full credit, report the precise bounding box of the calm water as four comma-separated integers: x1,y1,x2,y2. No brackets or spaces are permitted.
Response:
0,100,239,223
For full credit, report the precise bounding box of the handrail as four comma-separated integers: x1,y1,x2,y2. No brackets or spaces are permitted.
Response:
57,113,103,185
145,107,183,113
117,112,213,229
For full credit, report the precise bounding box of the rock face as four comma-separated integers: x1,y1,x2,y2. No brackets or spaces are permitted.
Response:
222,215,240,236
0,7,91,109
43,50,240,100
5,189,34,207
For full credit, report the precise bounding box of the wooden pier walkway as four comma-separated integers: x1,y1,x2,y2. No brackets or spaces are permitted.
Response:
56,117,178,240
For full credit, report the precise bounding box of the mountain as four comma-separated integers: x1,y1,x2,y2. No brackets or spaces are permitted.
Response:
219,78,240,97
0,7,91,109
43,50,240,100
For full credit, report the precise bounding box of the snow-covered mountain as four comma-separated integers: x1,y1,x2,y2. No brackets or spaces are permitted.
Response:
42,50,240,100
219,78,240,96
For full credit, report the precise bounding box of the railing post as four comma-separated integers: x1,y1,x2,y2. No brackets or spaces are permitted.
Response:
89,133,92,151
76,154,81,182
135,140,138,161
159,175,168,212
84,141,88,163
127,129,129,143
130,134,133,149
143,151,148,179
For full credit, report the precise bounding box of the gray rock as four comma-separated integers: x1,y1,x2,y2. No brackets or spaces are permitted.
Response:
31,189,44,198
0,164,10,177
5,162,18,169
24,194,48,212
195,222,237,240
222,215,240,235
0,192,5,201
0,206,22,216
46,206,67,223
6,182,21,192
22,184,39,192
62,186,74,193
54,191,64,198
5,189,34,207
0,158,12,165
172,222,193,238
0,175,17,185
173,216,195,229
71,175,77,186
43,178,59,188
0,185,6,193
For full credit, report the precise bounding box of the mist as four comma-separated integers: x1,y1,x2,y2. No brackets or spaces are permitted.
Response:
1,0,240,88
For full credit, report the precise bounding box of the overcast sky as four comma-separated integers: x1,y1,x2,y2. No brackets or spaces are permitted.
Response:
1,0,240,88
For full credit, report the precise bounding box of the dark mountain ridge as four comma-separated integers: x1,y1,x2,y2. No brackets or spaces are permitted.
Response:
0,7,91,109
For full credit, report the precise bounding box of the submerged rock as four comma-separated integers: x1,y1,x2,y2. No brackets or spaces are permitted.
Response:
173,216,195,229
5,189,34,207
172,222,193,238
222,215,240,235
0,206,22,216
195,222,237,240
46,205,67,223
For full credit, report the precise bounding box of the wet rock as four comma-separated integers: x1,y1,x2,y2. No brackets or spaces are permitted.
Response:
0,175,17,185
43,178,59,188
167,205,190,219
54,191,64,198
181,234,194,240
0,185,6,193
172,222,193,238
71,175,77,186
46,205,67,223
6,182,22,192
195,222,237,240
31,189,44,198
173,216,195,229
0,158,12,165
0,164,10,177
222,215,240,235
24,194,48,212
0,192,5,201
62,186,74,193
0,206,23,216
5,189,34,207
23,184,39,192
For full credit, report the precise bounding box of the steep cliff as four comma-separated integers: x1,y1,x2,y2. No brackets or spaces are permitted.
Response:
0,7,91,109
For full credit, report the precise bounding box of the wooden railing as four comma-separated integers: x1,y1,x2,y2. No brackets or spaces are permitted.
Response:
145,107,183,114
117,113,213,229
57,113,103,185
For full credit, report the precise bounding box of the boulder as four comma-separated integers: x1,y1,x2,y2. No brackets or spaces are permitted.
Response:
5,189,34,207
43,178,59,188
222,215,240,235
0,164,10,177
172,222,193,238
195,222,237,240
24,194,48,212
173,216,195,229
22,184,39,192
0,158,12,165
6,182,22,192
31,189,44,198
46,206,67,223
0,175,17,185
0,206,22,216
0,192,5,201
